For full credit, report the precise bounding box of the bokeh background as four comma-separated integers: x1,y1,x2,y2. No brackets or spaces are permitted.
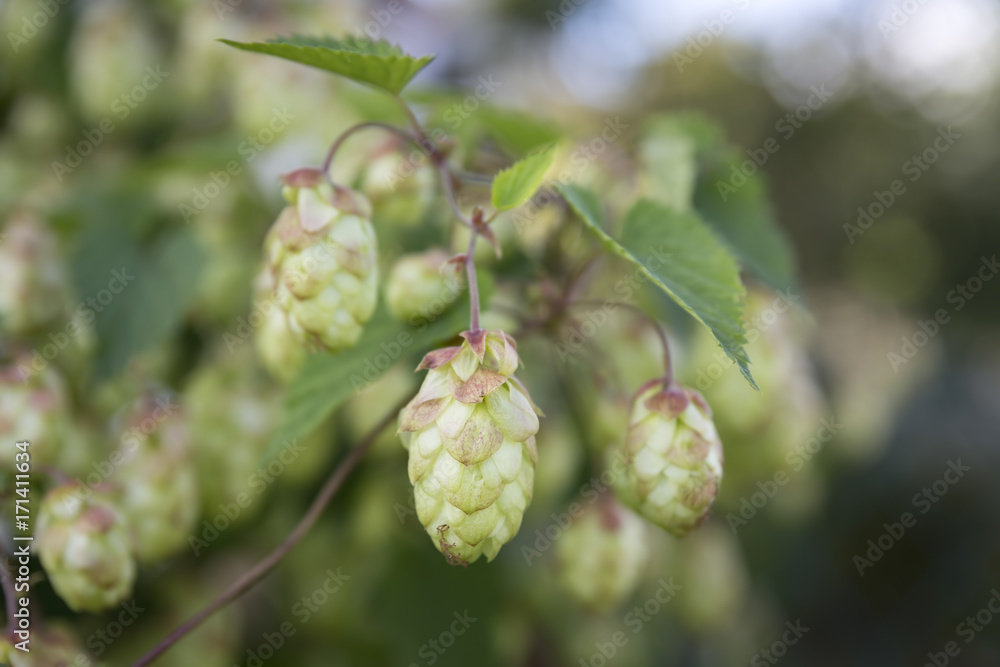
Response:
2,0,999,665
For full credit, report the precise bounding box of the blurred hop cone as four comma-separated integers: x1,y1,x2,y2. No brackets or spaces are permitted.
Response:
384,248,463,322
556,498,651,611
37,484,136,613
361,141,436,227
398,330,541,565
258,168,378,355
186,350,277,523
0,624,85,666
0,212,68,335
112,392,199,563
252,268,305,383
0,351,70,468
615,381,724,537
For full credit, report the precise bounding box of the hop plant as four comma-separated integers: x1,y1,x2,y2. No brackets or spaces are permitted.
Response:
0,212,68,335
398,329,541,565
615,381,723,537
384,248,462,322
37,484,136,613
556,498,651,611
112,393,199,563
0,351,70,468
259,168,378,354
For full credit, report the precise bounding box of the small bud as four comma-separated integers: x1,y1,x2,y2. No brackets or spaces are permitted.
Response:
37,484,136,613
0,213,68,335
384,249,463,322
0,351,69,468
615,382,724,537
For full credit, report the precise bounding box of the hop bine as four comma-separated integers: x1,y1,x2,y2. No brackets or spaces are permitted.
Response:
398,330,541,565
615,380,724,537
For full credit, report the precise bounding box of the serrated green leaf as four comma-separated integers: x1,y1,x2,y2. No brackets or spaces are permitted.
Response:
491,145,556,211
265,302,469,458
694,150,797,291
559,183,755,389
220,35,434,95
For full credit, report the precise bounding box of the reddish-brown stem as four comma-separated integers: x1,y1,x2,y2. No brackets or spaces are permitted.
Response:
321,121,423,177
572,300,674,383
466,223,481,332
130,398,406,667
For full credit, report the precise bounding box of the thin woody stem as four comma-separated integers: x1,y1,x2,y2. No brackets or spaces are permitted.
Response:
466,223,481,332
130,397,407,667
321,122,424,176
572,300,674,383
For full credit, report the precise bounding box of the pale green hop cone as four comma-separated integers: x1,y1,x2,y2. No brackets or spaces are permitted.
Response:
556,499,651,611
261,168,378,353
615,381,723,537
37,484,136,613
398,330,541,565
112,393,199,563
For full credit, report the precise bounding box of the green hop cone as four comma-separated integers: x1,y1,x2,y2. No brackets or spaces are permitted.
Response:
0,351,69,468
384,249,462,322
0,212,68,335
556,498,651,611
252,269,305,382
260,168,378,353
112,393,199,563
615,381,723,537
37,484,136,613
398,330,541,565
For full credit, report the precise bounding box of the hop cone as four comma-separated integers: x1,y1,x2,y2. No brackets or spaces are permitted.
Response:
0,213,67,335
260,169,378,353
0,351,69,468
253,268,305,382
0,624,86,666
615,381,723,537
113,393,199,563
384,249,462,322
556,499,650,611
37,484,136,613
398,330,540,565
